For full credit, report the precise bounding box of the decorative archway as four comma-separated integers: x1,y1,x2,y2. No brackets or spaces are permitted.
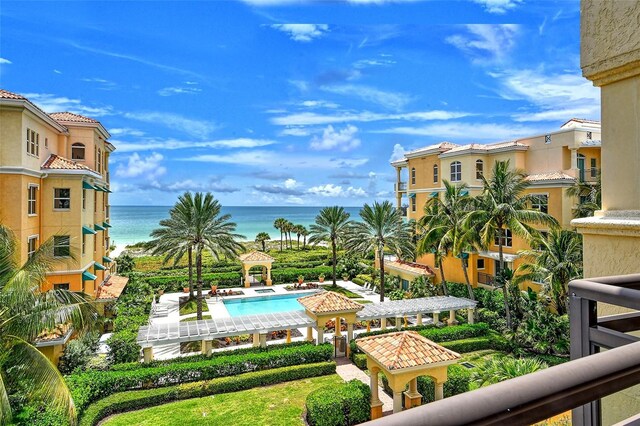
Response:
239,251,275,287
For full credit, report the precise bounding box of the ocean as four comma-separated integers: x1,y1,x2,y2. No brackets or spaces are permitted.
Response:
109,205,363,254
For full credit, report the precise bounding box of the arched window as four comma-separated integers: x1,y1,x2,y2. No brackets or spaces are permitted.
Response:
475,159,484,179
71,143,85,160
450,161,462,182
411,167,416,185
433,164,439,183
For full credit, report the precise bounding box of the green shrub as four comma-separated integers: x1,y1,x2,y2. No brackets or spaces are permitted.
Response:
80,362,336,426
419,323,489,342
306,379,371,426
58,332,101,375
441,333,508,353
68,343,333,413
380,365,470,406
352,353,368,370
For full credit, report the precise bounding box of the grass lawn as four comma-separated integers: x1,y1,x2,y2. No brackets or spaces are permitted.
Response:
179,297,209,315
320,284,361,298
102,374,344,426
180,315,213,322
356,299,373,304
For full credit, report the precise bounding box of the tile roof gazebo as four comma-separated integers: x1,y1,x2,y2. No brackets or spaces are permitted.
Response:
356,331,461,419
238,251,275,287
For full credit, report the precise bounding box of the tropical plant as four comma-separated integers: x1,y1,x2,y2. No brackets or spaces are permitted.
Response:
566,171,601,218
300,226,309,249
345,201,414,302
472,356,548,387
114,253,135,274
337,253,366,280
409,276,439,299
388,289,406,301
464,160,559,329
284,220,295,250
308,207,353,287
273,218,287,252
292,225,305,250
509,295,570,355
514,229,582,315
0,224,97,424
254,232,271,252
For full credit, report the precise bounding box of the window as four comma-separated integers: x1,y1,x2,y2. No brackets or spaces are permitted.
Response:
450,161,462,182
45,138,48,148
53,236,70,257
494,229,513,248
411,196,416,212
54,188,70,209
477,259,485,270
27,236,38,259
26,128,39,156
545,134,551,144
27,185,38,215
475,160,484,179
94,235,97,253
411,167,416,185
82,189,86,210
54,283,70,291
590,158,597,178
532,194,549,214
587,131,592,140
433,164,438,183
402,279,409,291
97,148,102,173
71,143,85,160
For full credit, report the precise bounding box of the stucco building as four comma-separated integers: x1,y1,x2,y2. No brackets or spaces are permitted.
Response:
391,119,601,290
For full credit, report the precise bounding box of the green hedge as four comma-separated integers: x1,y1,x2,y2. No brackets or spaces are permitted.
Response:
69,343,333,413
440,333,508,353
80,362,336,426
381,364,470,406
352,353,368,370
306,379,371,426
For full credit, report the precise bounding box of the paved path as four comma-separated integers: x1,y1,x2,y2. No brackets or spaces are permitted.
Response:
335,357,394,414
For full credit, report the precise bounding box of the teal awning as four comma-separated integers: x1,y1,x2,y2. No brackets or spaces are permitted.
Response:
82,181,96,190
430,192,439,198
94,185,106,192
82,271,97,281
103,256,113,263
102,221,112,228
104,186,113,193
94,262,107,271
94,223,106,231
82,225,97,235
408,193,416,199
460,190,469,196
456,252,469,259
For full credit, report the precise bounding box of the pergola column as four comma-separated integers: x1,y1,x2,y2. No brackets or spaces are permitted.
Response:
143,346,153,363
286,329,291,344
259,333,267,348
334,317,342,336
435,381,444,401
306,326,314,342
266,265,272,286
393,390,403,413
316,326,324,345
467,308,475,324
416,313,423,326
252,333,260,347
346,323,354,356
404,377,422,409
202,339,213,356
433,312,440,325
370,368,383,420
243,265,251,288
366,320,371,333
448,310,458,326
381,317,387,330
396,317,402,330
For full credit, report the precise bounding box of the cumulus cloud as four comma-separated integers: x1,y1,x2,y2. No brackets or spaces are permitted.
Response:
284,178,299,189
310,125,361,151
307,184,367,198
446,24,519,63
389,143,406,162
115,152,166,179
270,24,329,42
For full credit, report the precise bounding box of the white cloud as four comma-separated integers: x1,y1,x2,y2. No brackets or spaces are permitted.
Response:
284,178,299,189
183,150,368,170
353,58,396,69
389,143,406,162
289,80,309,92
183,151,274,165
53,69,62,74
472,0,522,14
279,126,313,137
82,77,117,90
271,109,470,126
374,122,542,141
310,125,361,151
322,84,412,110
123,111,220,139
300,100,339,109
0,58,12,64
22,93,113,117
307,184,367,198
109,128,146,137
270,24,329,42
114,137,276,152
158,86,202,96
164,179,240,193
116,152,166,179
446,24,519,63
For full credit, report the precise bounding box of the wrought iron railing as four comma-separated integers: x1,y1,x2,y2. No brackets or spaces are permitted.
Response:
477,271,495,286
579,167,600,183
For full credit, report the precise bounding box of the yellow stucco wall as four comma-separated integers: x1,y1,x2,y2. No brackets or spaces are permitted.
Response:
38,344,64,366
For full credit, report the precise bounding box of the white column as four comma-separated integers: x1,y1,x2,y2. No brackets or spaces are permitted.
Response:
306,326,314,342
448,310,458,325
433,312,439,324
416,313,423,326
202,340,212,356
381,317,387,330
435,382,444,401
259,333,267,348
393,391,403,413
252,333,260,347
396,317,402,330
467,308,475,324
317,326,324,345
143,346,153,363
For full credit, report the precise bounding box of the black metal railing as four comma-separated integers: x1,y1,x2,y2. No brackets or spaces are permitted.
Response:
579,167,599,183
477,272,495,286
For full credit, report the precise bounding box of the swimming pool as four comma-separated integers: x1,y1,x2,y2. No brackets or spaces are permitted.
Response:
223,293,314,317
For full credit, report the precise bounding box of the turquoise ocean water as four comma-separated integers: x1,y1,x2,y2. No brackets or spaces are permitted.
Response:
109,206,362,250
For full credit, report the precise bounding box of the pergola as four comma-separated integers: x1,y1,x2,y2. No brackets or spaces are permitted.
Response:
356,331,461,419
238,251,275,287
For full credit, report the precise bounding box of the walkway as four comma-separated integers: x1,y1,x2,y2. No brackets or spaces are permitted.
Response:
335,357,394,414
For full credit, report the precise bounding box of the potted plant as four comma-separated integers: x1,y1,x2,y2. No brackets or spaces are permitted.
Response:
298,275,304,284
182,286,189,293
157,285,165,296
342,273,350,281
318,274,325,283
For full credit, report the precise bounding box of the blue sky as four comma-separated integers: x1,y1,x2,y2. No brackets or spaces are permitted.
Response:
0,0,599,206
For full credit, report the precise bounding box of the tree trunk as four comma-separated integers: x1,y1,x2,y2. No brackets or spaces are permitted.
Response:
379,248,385,303
461,257,475,300
196,248,203,321
261,240,266,251
303,235,307,248
331,238,337,287
497,228,512,329
280,230,283,251
297,235,300,250
188,246,194,298
438,257,449,296
289,231,293,249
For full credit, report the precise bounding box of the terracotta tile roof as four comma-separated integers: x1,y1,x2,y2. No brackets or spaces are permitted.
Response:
49,111,100,124
356,331,460,371
35,324,71,343
561,118,601,128
297,290,364,314
406,142,458,157
386,259,435,276
443,141,527,154
42,154,95,172
0,89,27,100
525,171,575,182
96,275,129,300
238,251,275,262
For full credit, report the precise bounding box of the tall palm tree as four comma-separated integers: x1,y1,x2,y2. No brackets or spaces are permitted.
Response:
293,225,305,250
273,218,286,251
345,201,414,302
300,226,309,249
417,181,474,299
283,220,294,249
464,160,558,329
514,229,582,315
0,225,96,425
308,207,352,287
566,172,601,218
254,232,271,252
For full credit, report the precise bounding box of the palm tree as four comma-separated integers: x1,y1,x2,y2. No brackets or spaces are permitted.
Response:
0,225,96,424
255,232,271,252
472,356,547,387
345,201,414,302
308,207,352,287
464,160,558,329
273,218,286,251
417,181,474,299
293,225,305,250
300,226,309,249
514,229,582,315
566,172,601,218
283,220,294,249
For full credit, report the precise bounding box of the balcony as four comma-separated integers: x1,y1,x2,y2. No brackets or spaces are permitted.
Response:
579,167,599,183
395,182,407,192
105,205,110,219
477,271,496,287
364,274,640,426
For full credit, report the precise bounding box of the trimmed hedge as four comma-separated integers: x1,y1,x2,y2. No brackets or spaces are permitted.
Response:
352,353,368,370
381,364,470,406
440,333,508,353
69,343,333,413
306,379,371,426
80,361,337,426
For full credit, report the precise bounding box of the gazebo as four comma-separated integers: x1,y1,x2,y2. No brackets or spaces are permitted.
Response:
238,251,275,287
356,331,461,419
297,290,364,349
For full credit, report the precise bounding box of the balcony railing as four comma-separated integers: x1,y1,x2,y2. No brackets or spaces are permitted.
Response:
579,167,599,183
477,271,496,287
364,274,640,426
395,182,407,191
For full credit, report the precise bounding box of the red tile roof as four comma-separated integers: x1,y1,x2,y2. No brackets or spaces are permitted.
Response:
239,251,275,262
49,111,100,124
96,275,129,300
386,259,435,276
42,154,95,172
0,89,27,100
525,171,575,182
298,290,364,314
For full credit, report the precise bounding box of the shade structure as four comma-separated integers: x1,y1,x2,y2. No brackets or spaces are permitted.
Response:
82,181,96,190
408,193,416,199
430,191,439,197
94,185,106,192
103,256,113,263
94,262,107,271
104,186,113,193
82,225,97,235
94,223,106,231
102,221,112,228
82,271,97,281
460,190,469,196
355,296,476,321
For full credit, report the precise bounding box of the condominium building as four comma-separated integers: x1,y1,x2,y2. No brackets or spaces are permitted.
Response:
0,89,127,362
389,119,601,291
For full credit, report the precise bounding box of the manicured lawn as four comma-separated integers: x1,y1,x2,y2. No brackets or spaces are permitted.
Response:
356,299,373,304
181,314,213,322
320,284,361,298
179,297,209,315
102,374,344,426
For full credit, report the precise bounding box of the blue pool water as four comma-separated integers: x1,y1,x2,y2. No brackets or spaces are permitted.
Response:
223,293,313,317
